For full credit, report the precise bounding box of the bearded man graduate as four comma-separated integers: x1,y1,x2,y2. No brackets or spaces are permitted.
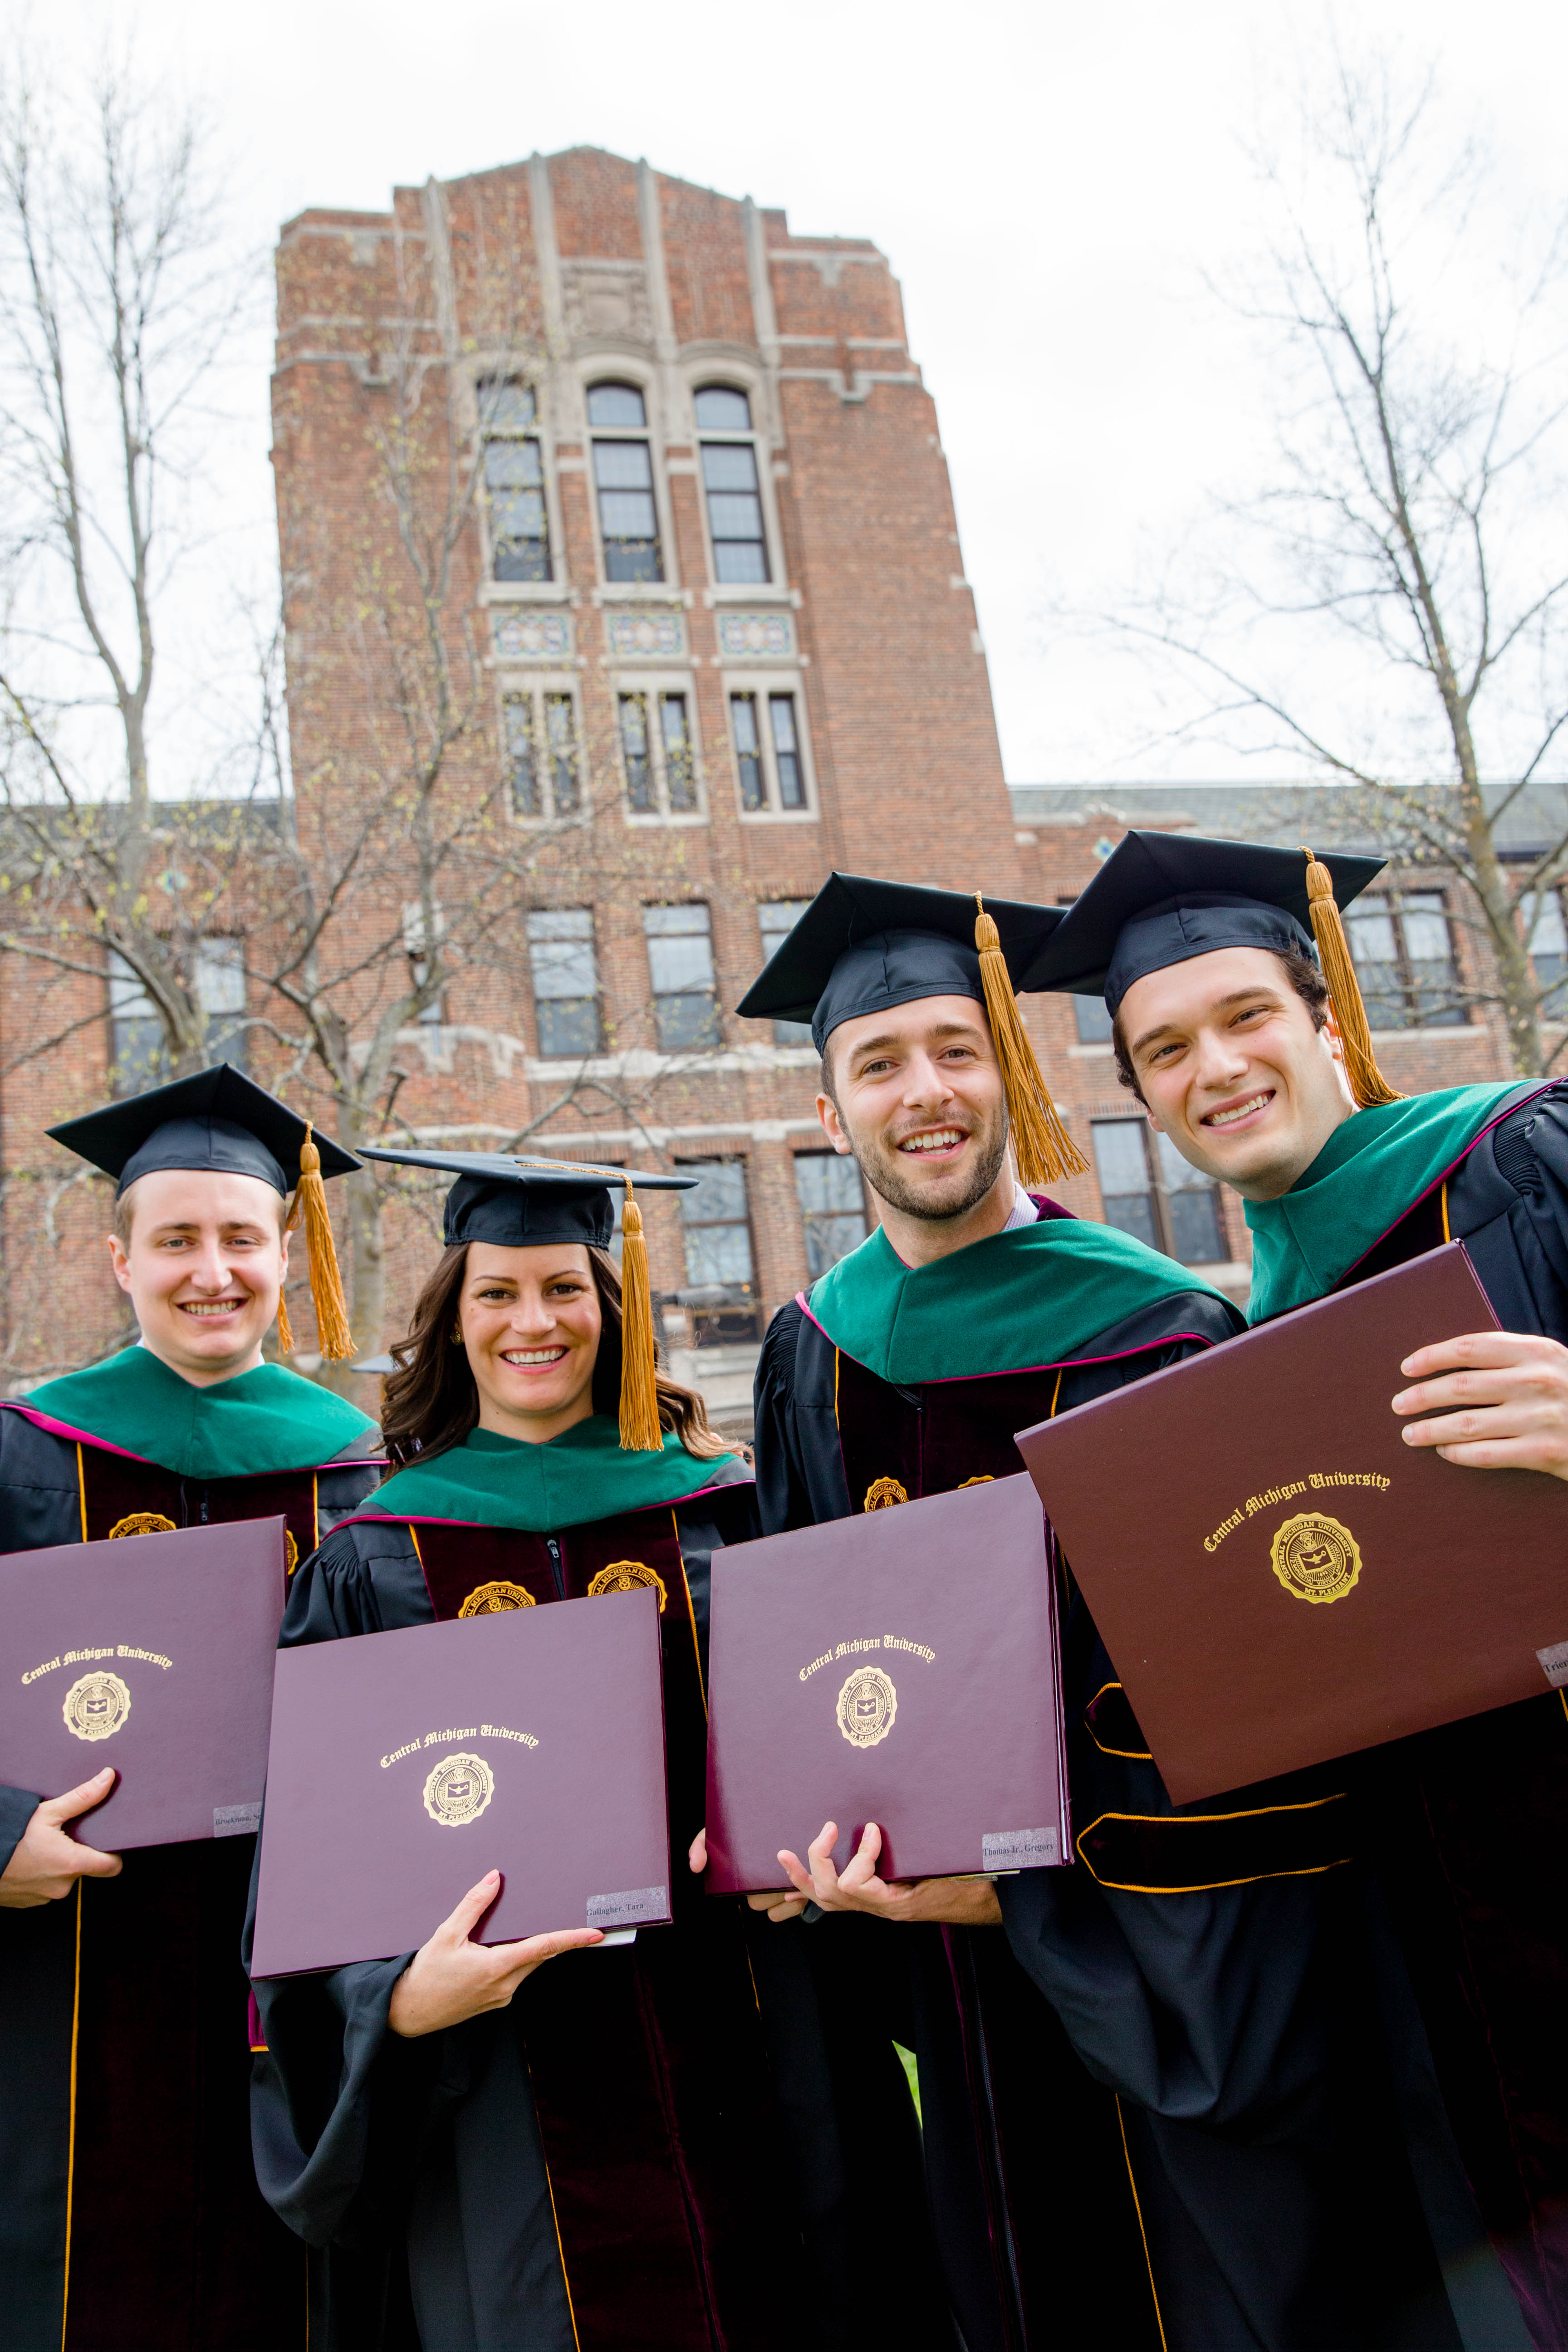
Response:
0,1064,380,2352
735,877,1461,2352
1033,830,1568,2352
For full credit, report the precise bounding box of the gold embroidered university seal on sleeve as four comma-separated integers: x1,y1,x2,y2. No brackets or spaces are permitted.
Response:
108,1513,177,1539
458,1581,537,1616
587,1560,667,1612
836,1666,897,1748
422,1752,495,1827
63,1671,132,1741
862,1478,908,1511
1269,1512,1362,1605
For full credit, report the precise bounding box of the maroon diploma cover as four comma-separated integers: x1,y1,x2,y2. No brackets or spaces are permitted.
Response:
0,1518,289,1848
250,1588,671,1976
1014,1242,1568,1805
703,1472,1070,1894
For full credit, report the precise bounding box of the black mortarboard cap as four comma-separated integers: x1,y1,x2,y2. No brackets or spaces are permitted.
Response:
48,1063,359,1198
1024,832,1387,1015
360,1148,702,1451
734,873,1065,1054
357,1148,696,1251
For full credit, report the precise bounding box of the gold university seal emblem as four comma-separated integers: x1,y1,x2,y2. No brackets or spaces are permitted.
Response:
587,1559,667,1612
108,1513,176,1539
62,1670,132,1742
836,1665,897,1748
862,1478,908,1512
1269,1512,1362,1605
458,1581,536,1616
422,1751,495,1828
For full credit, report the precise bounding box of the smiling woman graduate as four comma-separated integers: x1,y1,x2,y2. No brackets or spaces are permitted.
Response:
0,1065,379,2352
1035,829,1568,2352
246,1152,808,2352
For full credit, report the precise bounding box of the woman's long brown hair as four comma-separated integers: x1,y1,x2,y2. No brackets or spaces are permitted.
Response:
379,1243,737,1471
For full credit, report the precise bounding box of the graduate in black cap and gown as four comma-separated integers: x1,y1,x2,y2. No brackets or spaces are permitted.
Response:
247,1153,808,2352
735,879,1453,2352
0,1064,379,2352
1032,831,1568,2351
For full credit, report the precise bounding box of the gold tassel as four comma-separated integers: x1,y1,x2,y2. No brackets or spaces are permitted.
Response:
617,1178,664,1452
975,894,1090,1188
1299,849,1404,1110
276,1287,295,1356
289,1124,356,1362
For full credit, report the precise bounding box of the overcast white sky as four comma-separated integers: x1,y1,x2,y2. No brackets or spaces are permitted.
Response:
18,0,1568,787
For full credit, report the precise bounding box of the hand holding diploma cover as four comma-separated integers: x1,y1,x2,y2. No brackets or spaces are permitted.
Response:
251,1584,670,1976
1014,1241,1568,1805
0,1517,288,1848
703,1472,1070,1893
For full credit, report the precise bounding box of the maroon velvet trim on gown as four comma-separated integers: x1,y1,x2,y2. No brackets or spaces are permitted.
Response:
407,1509,795,2351
62,1451,310,2352
76,1443,321,1565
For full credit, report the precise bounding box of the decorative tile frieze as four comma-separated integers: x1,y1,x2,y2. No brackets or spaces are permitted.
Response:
492,610,573,662
604,608,687,659
715,609,796,659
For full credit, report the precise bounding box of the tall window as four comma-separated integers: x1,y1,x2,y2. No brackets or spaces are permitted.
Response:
677,1158,758,1341
1523,888,1568,1016
1074,996,1115,1044
732,694,764,810
1347,892,1461,1029
588,382,662,583
695,384,769,584
527,910,601,1058
1091,1120,1225,1266
730,690,809,815
769,695,804,807
192,940,248,1068
478,377,550,583
504,690,582,820
757,900,813,1044
108,941,247,1094
794,1154,867,1278
617,690,699,818
619,694,653,813
644,904,720,1049
402,903,446,1029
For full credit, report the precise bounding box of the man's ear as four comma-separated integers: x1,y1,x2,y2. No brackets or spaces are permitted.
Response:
1321,1006,1348,1064
816,1093,855,1157
107,1235,133,1296
1143,1106,1169,1136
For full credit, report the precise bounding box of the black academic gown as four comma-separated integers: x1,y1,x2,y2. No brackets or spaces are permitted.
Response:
754,1205,1460,2352
247,1462,812,2352
1308,1078,1568,2351
0,1407,380,2352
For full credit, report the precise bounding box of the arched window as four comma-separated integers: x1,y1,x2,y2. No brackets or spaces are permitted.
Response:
588,382,662,581
477,377,550,583
694,383,769,584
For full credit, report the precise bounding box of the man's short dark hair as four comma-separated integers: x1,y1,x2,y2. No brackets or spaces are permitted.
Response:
818,1051,838,1108
1112,949,1329,1104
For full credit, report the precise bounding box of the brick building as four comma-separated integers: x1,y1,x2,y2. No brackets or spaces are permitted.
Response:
266,142,1032,1425
0,147,1552,1408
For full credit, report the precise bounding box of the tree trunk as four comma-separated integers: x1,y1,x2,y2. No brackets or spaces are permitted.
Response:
323,1159,387,1397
